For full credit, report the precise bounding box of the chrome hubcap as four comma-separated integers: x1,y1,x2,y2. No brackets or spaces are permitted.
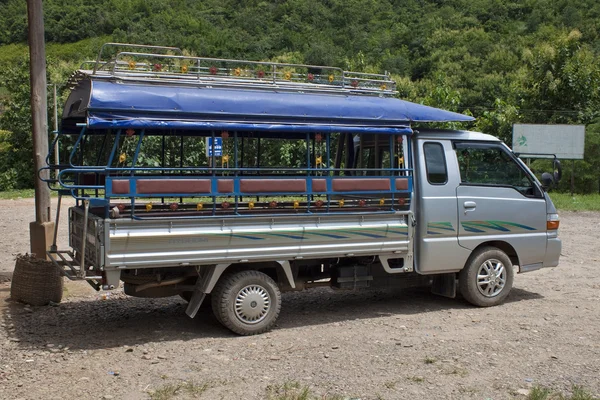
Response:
476,259,506,297
234,285,270,324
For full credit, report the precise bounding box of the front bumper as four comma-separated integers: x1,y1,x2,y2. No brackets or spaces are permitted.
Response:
543,237,561,268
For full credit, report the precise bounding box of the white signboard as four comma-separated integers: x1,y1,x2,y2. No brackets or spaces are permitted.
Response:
512,124,585,159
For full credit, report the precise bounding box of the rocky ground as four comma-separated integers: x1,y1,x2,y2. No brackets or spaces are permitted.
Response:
0,198,599,399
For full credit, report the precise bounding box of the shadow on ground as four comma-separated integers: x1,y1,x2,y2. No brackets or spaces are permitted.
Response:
1,284,543,351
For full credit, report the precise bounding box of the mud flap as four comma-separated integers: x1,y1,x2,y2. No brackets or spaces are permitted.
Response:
185,264,228,318
431,273,456,298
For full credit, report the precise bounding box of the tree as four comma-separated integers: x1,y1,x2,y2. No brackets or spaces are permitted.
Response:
0,58,34,190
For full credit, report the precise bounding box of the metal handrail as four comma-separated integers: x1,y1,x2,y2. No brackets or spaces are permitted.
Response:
79,45,396,95
92,42,184,74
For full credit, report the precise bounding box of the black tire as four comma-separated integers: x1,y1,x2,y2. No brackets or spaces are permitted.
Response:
211,270,281,335
459,247,514,307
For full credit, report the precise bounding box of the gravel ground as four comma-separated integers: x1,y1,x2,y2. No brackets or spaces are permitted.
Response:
0,198,599,400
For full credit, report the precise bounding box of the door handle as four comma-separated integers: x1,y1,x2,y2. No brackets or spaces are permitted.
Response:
463,201,476,214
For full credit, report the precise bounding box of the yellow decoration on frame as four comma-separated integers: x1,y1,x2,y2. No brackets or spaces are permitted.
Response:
328,74,334,83
338,199,345,207
315,156,322,166
248,201,255,210
181,65,188,73
222,155,230,162
196,203,204,211
284,71,292,80
379,198,385,206
119,153,126,163
145,203,153,212
128,61,136,70
398,156,404,165
293,201,300,209
380,84,387,90
234,68,241,76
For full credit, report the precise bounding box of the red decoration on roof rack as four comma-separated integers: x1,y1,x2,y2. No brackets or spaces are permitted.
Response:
209,66,218,75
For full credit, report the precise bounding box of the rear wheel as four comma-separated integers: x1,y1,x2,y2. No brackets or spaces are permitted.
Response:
211,270,281,335
459,247,514,307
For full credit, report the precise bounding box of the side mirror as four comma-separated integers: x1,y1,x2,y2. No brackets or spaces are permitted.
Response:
541,172,554,189
541,157,561,191
553,158,562,183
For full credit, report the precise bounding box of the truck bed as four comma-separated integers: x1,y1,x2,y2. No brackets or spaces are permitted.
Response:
70,206,412,270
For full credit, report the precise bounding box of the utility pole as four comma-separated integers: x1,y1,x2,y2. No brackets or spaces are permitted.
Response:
27,0,54,258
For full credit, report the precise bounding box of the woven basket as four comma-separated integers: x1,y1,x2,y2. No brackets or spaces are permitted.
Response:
10,254,63,306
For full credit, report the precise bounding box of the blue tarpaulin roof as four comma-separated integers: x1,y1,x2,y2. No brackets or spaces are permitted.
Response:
64,78,474,133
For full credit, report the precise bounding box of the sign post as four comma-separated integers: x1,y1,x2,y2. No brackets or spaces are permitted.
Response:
512,124,585,195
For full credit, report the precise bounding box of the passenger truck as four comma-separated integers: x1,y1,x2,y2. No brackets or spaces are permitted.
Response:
44,44,562,335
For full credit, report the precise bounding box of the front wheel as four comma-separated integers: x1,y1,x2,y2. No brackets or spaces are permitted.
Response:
211,270,281,335
459,247,514,307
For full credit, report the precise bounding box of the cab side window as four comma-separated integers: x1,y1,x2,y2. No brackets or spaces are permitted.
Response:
424,142,447,184
454,142,539,197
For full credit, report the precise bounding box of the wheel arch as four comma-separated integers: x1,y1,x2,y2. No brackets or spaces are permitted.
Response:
204,260,295,294
467,241,519,269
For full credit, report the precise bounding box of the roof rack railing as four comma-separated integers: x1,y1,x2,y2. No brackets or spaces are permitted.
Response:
92,42,184,74
80,43,396,96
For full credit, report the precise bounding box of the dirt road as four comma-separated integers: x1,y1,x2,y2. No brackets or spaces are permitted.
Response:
0,198,599,399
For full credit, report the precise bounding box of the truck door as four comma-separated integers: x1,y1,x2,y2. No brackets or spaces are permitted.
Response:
454,142,547,269
414,139,471,274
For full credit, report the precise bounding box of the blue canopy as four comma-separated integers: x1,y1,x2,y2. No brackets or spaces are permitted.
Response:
63,77,474,133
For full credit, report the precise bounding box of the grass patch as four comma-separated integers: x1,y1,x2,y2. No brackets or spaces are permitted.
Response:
384,381,396,389
525,385,598,400
265,381,344,400
527,386,553,400
441,366,469,377
149,381,209,400
550,193,600,212
0,189,37,199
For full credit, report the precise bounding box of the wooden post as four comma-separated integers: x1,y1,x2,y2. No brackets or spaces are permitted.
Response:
570,160,575,197
27,0,54,257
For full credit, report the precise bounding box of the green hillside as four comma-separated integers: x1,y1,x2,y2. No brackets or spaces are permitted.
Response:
0,0,599,192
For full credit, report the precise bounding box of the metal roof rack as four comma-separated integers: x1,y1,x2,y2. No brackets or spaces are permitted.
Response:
74,42,397,97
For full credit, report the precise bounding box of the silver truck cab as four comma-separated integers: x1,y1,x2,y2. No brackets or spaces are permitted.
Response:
413,129,561,305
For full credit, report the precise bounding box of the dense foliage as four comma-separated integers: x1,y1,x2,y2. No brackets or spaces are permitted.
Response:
0,0,599,191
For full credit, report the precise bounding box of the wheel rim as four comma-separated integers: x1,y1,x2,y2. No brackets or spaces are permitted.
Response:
476,258,507,297
234,285,271,324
